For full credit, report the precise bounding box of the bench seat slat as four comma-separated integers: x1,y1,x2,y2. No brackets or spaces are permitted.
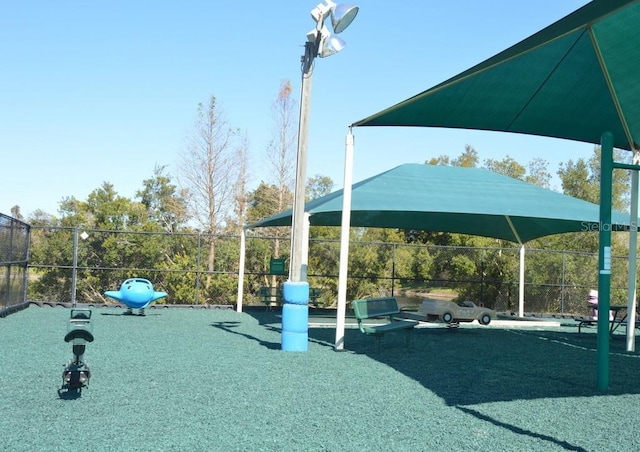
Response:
361,319,418,335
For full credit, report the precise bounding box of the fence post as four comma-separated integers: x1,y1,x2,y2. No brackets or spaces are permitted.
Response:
195,232,202,305
22,222,31,304
480,248,485,305
561,251,566,313
4,221,14,307
391,243,396,296
71,227,78,307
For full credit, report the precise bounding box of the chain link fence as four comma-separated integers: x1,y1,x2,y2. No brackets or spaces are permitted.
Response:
323,240,629,315
25,226,633,315
0,214,30,315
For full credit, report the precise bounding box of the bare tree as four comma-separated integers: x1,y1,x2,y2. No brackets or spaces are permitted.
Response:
264,80,297,282
10,205,23,221
180,95,243,291
231,132,250,234
266,79,297,203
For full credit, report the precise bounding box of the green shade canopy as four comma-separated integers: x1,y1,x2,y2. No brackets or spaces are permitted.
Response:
250,164,631,243
353,0,640,151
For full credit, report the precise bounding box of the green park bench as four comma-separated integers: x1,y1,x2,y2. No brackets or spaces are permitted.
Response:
258,286,322,309
351,297,418,351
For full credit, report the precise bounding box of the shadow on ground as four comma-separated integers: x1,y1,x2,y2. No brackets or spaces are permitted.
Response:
211,320,280,350
228,309,640,406
307,321,640,406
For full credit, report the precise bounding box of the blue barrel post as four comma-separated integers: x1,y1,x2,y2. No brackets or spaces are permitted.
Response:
282,281,309,351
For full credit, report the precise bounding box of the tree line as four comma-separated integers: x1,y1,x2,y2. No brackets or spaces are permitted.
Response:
15,82,637,310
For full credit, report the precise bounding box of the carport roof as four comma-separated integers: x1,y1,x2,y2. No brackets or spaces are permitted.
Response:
250,164,631,244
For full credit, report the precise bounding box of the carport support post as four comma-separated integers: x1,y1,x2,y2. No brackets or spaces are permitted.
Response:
597,131,613,391
625,151,639,352
335,129,354,351
236,227,246,313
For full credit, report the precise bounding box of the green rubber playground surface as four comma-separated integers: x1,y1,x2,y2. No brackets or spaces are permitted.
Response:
2,305,640,451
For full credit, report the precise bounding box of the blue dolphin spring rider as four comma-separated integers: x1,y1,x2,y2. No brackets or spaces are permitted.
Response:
104,278,168,316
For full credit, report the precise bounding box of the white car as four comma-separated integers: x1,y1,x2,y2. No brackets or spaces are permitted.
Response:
418,299,494,325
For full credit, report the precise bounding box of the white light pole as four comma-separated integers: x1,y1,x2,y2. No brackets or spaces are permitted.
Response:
289,0,359,283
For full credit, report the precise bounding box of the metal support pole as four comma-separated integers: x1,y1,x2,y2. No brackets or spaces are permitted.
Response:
290,42,316,283
301,212,310,281
71,227,79,307
5,224,15,308
335,129,354,350
236,227,246,312
625,150,639,351
518,245,525,317
561,251,566,313
597,131,614,391
22,223,31,304
195,232,202,305
391,244,396,296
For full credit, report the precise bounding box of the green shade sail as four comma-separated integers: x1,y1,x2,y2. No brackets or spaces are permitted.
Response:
353,0,640,151
250,164,631,243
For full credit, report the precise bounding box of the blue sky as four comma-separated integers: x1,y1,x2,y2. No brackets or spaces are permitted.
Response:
0,0,593,217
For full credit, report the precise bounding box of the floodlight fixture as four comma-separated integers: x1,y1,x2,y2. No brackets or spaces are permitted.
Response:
308,25,347,58
329,2,359,33
311,1,359,33
319,33,346,58
289,1,359,284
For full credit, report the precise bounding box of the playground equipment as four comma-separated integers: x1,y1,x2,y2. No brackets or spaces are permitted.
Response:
587,289,613,321
104,278,167,315
59,309,93,395
419,299,495,325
